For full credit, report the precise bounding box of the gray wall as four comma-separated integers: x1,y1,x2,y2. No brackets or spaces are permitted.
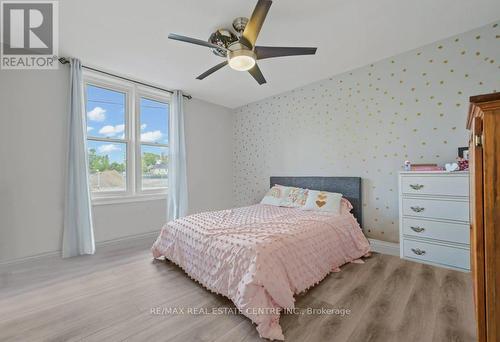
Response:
0,68,233,263
233,21,500,243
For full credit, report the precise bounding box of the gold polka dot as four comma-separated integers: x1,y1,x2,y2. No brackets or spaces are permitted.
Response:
494,23,498,28
476,35,481,40
461,51,466,55
429,59,433,63
443,140,448,144
455,38,460,42
476,51,481,56
443,60,448,64
438,45,443,49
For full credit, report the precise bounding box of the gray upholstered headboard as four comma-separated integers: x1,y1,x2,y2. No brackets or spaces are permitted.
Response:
270,176,363,227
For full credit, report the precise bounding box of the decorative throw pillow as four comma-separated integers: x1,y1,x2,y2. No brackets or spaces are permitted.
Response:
302,190,343,214
281,187,309,208
260,185,291,206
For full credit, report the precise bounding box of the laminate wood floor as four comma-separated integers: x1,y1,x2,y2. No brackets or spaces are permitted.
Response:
0,237,476,342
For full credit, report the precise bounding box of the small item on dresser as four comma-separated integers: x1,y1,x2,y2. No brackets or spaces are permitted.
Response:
403,160,411,171
457,157,469,171
410,163,442,171
444,162,459,172
458,147,469,160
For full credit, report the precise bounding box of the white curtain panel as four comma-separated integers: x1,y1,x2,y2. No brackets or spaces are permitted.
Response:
167,90,188,221
62,58,95,258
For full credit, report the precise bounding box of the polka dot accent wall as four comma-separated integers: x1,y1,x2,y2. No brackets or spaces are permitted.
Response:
232,22,500,243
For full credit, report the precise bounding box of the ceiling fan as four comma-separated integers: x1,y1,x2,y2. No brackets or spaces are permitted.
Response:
168,0,317,85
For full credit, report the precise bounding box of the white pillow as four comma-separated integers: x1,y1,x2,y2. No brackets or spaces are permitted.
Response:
302,190,343,214
260,185,291,206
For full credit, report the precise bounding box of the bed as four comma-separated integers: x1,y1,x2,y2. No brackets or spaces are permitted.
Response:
151,177,370,340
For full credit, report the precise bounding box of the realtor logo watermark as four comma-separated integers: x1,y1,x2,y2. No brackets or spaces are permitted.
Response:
1,1,58,69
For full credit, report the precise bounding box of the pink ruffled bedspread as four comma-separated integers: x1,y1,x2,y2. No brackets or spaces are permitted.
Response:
151,204,370,340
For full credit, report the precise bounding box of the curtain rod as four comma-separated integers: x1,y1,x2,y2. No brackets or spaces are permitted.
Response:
58,57,192,100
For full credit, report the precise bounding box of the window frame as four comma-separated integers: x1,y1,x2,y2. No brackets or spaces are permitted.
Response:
135,86,170,195
83,71,170,205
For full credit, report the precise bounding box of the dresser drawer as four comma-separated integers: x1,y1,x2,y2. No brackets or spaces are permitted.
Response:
401,175,469,197
403,239,470,270
402,198,469,222
402,218,469,244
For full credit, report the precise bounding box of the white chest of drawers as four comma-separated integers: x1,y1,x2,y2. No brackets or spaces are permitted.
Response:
399,171,470,271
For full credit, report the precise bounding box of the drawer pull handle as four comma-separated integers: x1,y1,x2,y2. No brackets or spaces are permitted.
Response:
411,248,426,256
410,206,425,213
410,226,425,233
409,184,424,190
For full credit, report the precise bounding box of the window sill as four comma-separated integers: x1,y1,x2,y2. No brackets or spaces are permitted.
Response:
92,193,166,206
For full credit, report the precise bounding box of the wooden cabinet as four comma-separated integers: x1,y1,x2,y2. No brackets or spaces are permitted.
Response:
467,92,500,342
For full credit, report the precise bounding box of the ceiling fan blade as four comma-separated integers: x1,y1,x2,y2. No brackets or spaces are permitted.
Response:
196,61,228,80
168,33,227,51
248,63,266,85
241,0,272,48
255,46,317,60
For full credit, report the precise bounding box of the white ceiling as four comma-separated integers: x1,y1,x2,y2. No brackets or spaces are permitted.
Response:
60,0,500,108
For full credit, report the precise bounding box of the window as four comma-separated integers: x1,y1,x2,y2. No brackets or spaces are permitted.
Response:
139,98,169,190
84,72,170,202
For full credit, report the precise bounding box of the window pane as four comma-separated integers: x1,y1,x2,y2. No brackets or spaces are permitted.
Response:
140,98,168,144
88,140,126,192
141,145,168,189
86,85,126,140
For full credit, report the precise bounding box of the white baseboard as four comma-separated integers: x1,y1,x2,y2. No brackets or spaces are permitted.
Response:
368,238,400,256
96,231,158,248
1,233,398,267
0,230,159,267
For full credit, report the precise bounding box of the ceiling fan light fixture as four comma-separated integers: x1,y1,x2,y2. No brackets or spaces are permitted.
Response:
228,49,256,71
